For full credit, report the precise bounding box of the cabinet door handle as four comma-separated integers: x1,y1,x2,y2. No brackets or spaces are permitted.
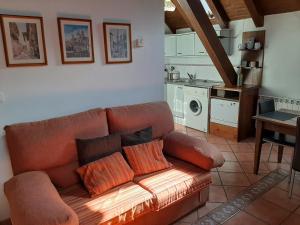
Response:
177,87,183,89
177,53,182,55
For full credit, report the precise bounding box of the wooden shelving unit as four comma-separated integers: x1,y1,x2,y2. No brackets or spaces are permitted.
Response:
239,30,266,86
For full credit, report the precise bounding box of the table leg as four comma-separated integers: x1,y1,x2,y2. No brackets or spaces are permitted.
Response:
278,146,284,163
254,120,263,174
277,133,285,163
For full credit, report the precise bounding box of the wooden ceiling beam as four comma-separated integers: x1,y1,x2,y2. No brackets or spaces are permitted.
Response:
242,0,264,27
165,17,176,34
172,0,237,87
206,0,230,28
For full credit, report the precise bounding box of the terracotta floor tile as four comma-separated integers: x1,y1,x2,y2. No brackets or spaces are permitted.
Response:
240,162,270,173
223,186,247,200
211,172,222,185
206,135,228,144
262,188,300,211
222,152,237,161
198,202,221,218
209,185,227,203
282,213,300,225
277,178,300,198
234,152,255,162
245,198,290,225
230,143,254,153
218,162,243,173
223,211,267,225
186,128,206,137
267,162,291,172
180,209,198,223
219,172,250,186
213,144,232,152
246,173,267,184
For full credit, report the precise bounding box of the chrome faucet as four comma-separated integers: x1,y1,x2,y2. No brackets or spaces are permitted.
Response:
187,73,196,80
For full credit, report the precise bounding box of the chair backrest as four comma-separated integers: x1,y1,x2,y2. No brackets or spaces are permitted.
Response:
292,117,300,171
259,99,275,114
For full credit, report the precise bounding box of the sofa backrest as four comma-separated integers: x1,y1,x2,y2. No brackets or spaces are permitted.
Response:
106,101,174,139
4,108,109,188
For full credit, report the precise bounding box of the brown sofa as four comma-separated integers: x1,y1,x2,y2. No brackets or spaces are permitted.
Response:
4,101,225,225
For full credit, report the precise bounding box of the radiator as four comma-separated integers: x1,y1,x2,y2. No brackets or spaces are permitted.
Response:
260,95,300,112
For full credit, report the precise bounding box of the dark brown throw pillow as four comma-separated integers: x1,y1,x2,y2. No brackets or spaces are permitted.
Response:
76,134,122,166
121,127,152,147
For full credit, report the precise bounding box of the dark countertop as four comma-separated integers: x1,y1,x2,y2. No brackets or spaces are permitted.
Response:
165,78,223,89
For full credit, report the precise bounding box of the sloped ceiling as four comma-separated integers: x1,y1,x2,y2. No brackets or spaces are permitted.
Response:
165,0,300,32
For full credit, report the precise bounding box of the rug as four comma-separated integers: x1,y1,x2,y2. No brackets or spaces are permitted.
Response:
194,169,289,225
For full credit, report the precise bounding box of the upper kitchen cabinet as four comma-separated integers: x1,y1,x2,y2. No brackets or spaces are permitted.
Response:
176,33,195,56
165,30,232,57
194,35,207,56
165,35,177,56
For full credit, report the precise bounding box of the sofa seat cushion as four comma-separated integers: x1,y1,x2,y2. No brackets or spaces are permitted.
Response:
134,157,212,210
60,182,154,225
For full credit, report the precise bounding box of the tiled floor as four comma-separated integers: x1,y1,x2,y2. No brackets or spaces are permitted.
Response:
174,124,300,225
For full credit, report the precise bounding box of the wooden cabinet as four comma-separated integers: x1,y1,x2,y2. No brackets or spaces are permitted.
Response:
209,85,259,142
176,33,195,56
165,35,177,56
194,35,207,56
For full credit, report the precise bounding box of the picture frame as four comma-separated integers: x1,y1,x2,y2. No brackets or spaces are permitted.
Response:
0,15,47,67
57,18,94,64
103,22,132,64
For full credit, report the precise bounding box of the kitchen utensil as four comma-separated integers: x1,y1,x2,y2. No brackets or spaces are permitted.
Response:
250,61,257,68
246,37,255,49
169,71,180,80
238,43,246,50
254,42,262,50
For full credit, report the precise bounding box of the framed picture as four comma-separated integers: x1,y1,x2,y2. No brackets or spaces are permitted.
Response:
0,15,47,67
57,18,94,64
103,22,132,64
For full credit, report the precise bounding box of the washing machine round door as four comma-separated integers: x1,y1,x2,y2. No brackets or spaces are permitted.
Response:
189,99,202,116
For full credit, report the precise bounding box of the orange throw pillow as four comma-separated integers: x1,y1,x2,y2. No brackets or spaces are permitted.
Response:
76,152,134,197
124,140,172,176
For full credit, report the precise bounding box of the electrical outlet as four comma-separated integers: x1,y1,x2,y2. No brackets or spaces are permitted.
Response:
0,92,5,103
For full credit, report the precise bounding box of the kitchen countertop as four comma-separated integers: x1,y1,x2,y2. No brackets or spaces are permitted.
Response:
165,78,223,88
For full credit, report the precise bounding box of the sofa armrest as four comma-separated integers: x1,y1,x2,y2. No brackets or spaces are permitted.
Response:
4,171,79,225
163,131,225,170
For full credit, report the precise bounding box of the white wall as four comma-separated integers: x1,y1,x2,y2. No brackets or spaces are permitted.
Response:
0,0,164,220
165,11,300,99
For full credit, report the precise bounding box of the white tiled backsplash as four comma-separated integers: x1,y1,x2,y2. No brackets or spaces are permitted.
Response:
260,95,300,111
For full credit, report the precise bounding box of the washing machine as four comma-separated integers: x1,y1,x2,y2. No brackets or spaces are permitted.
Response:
184,86,209,132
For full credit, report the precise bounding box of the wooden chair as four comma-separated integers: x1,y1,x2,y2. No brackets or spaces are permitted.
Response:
289,117,300,198
258,99,295,162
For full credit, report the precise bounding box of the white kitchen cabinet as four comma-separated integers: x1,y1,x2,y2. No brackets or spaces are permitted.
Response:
164,29,232,57
194,35,207,56
165,35,177,56
166,84,185,124
176,33,195,56
210,98,239,127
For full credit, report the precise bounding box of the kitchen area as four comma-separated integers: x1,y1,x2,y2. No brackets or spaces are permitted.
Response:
164,27,259,142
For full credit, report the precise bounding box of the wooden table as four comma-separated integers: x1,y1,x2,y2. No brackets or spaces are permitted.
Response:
253,110,299,174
